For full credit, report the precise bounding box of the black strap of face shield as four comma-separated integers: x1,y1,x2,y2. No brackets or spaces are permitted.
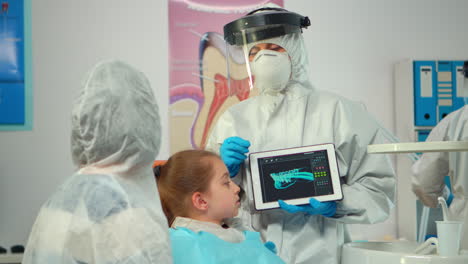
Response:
224,10,311,45
246,7,311,28
246,7,311,29
240,25,301,45
246,7,287,16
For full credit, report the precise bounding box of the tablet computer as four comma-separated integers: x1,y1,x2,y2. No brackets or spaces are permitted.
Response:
249,143,342,211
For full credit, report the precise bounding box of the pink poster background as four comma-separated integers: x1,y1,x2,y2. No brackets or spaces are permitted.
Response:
169,0,283,153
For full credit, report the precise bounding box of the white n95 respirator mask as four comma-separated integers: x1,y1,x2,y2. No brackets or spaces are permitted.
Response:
250,49,291,94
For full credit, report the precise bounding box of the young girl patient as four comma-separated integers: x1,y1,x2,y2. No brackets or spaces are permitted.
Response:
155,150,285,263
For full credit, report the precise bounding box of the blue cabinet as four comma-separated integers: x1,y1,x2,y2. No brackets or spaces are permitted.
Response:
0,0,25,124
413,60,466,127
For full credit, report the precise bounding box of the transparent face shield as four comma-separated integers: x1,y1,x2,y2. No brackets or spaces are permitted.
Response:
225,25,295,96
223,9,310,95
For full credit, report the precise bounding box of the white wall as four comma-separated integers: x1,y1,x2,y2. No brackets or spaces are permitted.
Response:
1,0,468,247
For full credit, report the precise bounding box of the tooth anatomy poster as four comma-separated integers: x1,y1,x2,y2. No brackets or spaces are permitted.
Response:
168,0,283,153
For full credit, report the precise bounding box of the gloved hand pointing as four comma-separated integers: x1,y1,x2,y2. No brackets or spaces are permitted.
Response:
220,136,250,177
278,198,337,217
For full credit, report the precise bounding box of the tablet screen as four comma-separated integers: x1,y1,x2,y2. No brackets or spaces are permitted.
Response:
257,150,334,203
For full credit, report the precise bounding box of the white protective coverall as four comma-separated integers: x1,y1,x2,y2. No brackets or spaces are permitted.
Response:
23,61,173,263
206,32,396,264
412,105,468,250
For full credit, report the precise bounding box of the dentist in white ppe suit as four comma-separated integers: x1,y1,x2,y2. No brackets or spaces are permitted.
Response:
206,5,396,264
23,60,172,263
412,61,468,250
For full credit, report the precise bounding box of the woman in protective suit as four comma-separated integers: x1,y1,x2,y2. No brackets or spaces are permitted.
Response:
206,5,396,264
412,62,468,251
22,60,172,263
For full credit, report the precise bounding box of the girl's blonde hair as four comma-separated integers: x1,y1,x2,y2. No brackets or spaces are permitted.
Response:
155,149,220,225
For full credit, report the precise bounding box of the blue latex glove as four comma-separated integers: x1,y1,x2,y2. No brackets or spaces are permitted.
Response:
447,193,454,207
264,241,277,254
220,136,250,177
278,198,337,217
443,185,454,207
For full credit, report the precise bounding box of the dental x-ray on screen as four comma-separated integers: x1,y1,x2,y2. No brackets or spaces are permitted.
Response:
249,143,343,210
